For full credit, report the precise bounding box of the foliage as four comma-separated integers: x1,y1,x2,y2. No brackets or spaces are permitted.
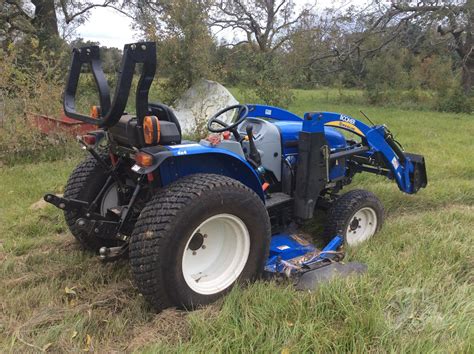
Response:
245,52,294,108
70,38,123,74
435,86,474,113
2,1,473,112
135,0,216,104
361,42,473,112
0,41,76,164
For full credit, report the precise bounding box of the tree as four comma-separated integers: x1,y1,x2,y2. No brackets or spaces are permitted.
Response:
210,0,312,53
0,0,127,50
133,0,216,103
207,1,312,107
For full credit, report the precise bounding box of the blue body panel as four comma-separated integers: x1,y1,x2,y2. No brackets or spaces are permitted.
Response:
159,143,265,200
273,121,347,155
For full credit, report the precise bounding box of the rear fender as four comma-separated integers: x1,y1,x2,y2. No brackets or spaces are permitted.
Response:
135,143,265,201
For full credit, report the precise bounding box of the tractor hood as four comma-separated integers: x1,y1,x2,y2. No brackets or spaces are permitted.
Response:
273,120,347,155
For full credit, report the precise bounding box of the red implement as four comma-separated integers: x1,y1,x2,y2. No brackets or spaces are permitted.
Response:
28,112,96,136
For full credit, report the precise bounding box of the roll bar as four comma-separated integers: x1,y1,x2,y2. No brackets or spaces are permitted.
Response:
63,42,156,128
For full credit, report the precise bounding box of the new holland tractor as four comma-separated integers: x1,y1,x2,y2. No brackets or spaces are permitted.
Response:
44,42,427,311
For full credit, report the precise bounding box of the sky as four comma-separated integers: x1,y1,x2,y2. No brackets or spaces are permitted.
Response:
76,0,367,49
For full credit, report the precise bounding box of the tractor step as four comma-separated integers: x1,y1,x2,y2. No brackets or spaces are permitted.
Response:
266,192,292,209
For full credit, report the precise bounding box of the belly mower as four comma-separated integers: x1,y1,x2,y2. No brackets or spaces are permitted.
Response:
44,42,427,311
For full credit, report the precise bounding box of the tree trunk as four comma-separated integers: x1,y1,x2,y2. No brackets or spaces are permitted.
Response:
461,54,474,95
31,0,60,48
461,1,474,96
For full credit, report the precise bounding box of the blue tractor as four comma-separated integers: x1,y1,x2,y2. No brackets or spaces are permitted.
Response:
45,42,427,311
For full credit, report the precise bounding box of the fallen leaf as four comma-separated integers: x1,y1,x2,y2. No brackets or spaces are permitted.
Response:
71,331,78,339
281,348,290,354
42,342,52,351
82,334,92,351
65,286,77,296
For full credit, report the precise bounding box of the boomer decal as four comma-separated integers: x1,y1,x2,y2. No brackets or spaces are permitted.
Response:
325,116,365,137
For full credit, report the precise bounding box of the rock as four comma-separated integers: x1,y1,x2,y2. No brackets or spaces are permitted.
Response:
172,79,238,136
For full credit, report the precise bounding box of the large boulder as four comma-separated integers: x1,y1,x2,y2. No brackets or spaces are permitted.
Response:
172,79,238,136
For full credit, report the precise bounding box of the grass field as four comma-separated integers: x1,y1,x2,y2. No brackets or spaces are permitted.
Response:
0,90,473,352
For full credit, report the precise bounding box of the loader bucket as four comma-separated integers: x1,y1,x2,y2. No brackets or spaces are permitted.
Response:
405,152,428,192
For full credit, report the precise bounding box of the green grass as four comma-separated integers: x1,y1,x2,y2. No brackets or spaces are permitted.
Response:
0,90,473,352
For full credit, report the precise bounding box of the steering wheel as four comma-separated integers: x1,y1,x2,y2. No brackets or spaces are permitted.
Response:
207,105,249,137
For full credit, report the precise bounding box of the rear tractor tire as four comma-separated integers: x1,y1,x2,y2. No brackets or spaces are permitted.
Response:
323,189,384,246
129,174,271,312
63,155,123,252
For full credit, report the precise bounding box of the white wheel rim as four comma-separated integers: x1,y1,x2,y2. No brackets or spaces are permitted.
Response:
182,213,250,295
345,207,377,246
100,183,119,215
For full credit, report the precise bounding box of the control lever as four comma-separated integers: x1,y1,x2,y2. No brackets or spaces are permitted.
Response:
246,125,262,168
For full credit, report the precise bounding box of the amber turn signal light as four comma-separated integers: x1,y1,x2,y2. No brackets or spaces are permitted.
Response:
135,152,154,167
90,105,101,119
143,115,160,145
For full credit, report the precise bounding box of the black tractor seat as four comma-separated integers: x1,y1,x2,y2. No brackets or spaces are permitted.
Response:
108,103,182,147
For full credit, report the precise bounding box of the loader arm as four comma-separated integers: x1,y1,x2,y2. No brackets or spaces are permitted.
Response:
303,111,427,194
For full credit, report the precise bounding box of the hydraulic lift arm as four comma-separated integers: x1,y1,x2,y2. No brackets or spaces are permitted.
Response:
294,111,427,220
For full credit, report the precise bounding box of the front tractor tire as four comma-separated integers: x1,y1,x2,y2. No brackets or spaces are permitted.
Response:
323,189,384,246
129,174,271,312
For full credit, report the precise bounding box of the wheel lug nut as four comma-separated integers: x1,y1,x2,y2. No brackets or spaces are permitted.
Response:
192,251,197,255
202,245,206,249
